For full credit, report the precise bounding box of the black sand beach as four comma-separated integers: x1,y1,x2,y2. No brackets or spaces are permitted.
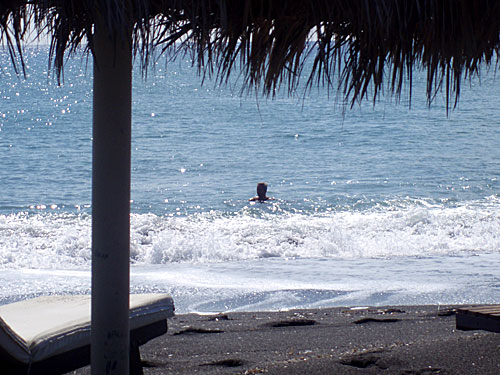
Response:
73,305,500,374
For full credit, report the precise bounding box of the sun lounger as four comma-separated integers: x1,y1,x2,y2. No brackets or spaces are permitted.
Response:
456,305,500,333
0,294,174,375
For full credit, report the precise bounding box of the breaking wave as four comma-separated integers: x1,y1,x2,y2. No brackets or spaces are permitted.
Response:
1,197,499,269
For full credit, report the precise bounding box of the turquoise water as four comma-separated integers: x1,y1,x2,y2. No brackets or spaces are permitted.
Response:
1,47,500,312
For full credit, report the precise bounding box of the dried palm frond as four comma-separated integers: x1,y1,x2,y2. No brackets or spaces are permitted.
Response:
2,0,500,109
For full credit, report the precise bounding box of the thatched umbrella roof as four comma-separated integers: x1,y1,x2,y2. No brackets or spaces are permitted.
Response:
3,1,500,107
2,1,500,374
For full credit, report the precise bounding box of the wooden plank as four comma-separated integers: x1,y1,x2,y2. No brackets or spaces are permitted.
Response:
456,305,500,333
458,306,500,315
461,305,500,312
466,306,500,313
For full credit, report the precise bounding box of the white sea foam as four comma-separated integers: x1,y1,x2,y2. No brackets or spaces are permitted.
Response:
0,212,91,269
1,200,499,270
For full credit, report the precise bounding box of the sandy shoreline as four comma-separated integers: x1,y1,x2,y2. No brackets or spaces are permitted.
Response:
73,305,500,374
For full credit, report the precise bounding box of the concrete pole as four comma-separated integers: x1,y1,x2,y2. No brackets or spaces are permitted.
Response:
91,21,132,375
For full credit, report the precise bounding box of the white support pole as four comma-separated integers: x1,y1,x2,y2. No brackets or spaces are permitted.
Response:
91,22,132,375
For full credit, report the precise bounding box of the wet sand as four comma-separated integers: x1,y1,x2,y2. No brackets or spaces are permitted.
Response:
74,305,500,374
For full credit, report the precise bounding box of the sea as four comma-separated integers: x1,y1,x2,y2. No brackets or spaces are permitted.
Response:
1,46,500,314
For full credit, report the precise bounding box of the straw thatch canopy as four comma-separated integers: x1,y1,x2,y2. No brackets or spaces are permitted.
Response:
2,1,500,374
2,0,500,108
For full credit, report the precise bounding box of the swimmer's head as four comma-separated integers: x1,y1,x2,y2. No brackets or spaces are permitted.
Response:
257,182,268,199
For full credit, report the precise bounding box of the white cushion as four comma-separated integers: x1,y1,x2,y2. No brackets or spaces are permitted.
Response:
0,294,174,364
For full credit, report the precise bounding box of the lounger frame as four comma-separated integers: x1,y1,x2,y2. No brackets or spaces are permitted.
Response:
0,318,166,375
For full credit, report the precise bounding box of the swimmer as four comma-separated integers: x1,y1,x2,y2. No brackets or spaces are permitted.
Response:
249,182,275,202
